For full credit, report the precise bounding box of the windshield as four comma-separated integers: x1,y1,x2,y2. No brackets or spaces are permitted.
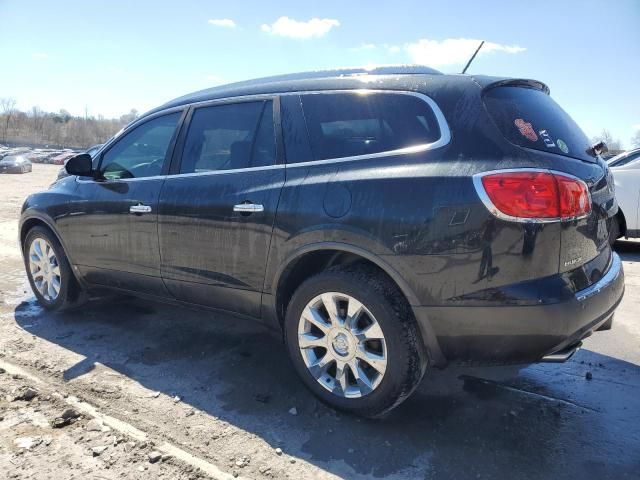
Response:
484,86,594,163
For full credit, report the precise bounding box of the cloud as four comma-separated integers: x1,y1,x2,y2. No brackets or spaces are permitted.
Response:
261,16,340,39
32,52,48,60
208,18,236,28
633,124,640,131
350,43,376,52
404,38,525,67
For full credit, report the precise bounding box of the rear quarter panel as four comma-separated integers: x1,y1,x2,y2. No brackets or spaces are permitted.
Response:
266,151,563,308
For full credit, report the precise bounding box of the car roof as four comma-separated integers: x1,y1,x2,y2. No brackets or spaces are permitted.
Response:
139,65,546,122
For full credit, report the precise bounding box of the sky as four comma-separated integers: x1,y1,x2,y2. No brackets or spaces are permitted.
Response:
1,0,638,146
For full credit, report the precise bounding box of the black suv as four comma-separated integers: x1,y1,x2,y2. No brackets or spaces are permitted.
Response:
20,66,624,416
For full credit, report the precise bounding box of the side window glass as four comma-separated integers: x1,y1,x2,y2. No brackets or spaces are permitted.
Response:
280,95,314,164
300,93,441,161
180,101,275,174
99,113,180,180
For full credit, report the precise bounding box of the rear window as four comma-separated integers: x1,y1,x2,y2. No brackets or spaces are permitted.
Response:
300,92,441,161
484,86,593,162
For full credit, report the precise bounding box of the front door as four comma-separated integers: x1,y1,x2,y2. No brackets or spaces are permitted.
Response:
158,98,284,317
65,110,183,295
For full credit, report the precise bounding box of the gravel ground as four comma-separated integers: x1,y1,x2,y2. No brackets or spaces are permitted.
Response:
0,164,639,479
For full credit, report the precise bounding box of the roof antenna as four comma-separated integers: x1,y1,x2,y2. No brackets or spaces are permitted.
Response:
461,40,485,74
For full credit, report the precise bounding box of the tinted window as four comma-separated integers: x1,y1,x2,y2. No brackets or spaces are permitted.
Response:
180,101,275,174
484,86,593,162
99,113,180,180
300,93,441,161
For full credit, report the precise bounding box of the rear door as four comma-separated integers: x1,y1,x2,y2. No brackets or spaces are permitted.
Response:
483,85,617,275
66,110,183,295
158,97,284,317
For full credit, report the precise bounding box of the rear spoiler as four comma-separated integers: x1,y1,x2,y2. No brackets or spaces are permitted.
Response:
482,78,550,95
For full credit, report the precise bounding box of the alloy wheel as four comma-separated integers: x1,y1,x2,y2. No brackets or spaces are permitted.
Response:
297,292,387,398
28,237,61,302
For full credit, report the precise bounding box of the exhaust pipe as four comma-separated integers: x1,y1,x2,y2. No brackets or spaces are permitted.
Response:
539,342,582,363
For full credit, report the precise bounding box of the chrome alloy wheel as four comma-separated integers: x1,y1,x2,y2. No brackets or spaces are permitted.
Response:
297,292,387,398
28,237,61,302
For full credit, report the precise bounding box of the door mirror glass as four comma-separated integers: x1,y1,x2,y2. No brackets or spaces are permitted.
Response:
65,153,93,176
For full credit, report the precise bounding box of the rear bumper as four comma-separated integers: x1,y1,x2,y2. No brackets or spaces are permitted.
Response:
0,165,23,173
414,253,624,366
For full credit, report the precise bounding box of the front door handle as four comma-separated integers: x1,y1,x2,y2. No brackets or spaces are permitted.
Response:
233,203,264,213
130,203,152,214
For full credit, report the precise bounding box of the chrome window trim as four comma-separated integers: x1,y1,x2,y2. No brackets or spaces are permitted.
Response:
472,168,592,224
78,89,451,183
160,163,285,180
575,253,621,301
76,174,168,184
284,90,451,165
182,89,451,168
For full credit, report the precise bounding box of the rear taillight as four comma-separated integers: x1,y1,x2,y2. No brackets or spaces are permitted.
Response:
474,170,591,222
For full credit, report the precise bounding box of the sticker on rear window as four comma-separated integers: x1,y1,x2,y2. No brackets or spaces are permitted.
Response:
557,139,569,154
514,119,537,142
538,129,556,148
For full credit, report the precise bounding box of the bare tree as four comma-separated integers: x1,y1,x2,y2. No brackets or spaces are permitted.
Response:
0,97,17,143
631,130,640,149
119,108,139,125
0,103,129,149
591,128,622,151
30,106,46,143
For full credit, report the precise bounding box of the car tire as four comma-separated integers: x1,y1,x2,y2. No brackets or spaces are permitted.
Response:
608,215,621,246
23,226,84,311
284,264,427,418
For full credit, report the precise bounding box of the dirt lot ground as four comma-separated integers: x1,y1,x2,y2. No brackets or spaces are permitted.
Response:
1,164,639,480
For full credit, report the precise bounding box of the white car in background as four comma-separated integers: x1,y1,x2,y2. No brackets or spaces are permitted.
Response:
609,148,640,243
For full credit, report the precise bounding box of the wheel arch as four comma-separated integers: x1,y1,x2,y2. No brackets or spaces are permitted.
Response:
20,214,79,283
272,242,446,366
20,215,85,305
616,208,628,237
20,215,63,253
274,243,419,313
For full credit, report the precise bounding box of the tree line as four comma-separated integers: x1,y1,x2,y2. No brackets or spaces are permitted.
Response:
591,128,640,153
0,97,138,150
2,96,639,153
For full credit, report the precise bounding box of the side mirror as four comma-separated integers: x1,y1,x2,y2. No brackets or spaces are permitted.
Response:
65,153,93,176
587,141,608,157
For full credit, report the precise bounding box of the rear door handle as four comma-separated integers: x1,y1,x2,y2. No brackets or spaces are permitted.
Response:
233,203,264,213
130,204,152,214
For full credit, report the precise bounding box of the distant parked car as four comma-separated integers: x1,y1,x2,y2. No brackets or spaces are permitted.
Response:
0,155,32,174
609,148,640,243
51,151,77,165
56,144,102,181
